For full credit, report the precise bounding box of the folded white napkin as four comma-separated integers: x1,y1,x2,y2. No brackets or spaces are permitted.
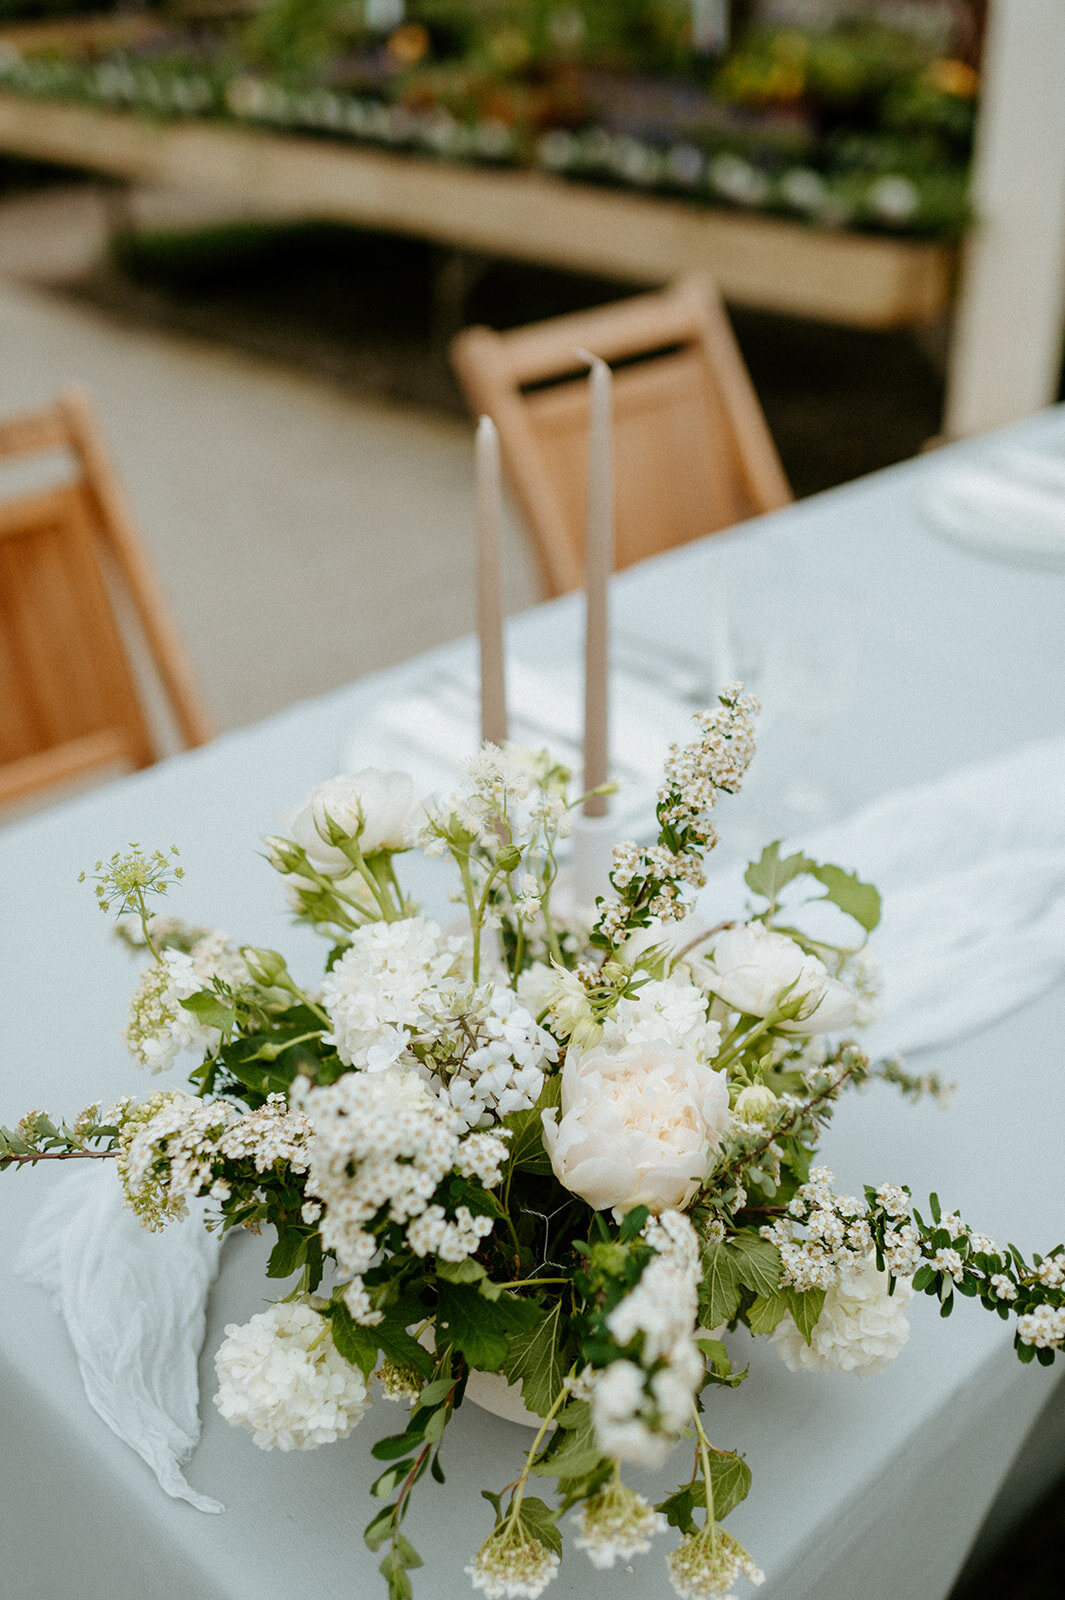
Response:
700,735,1065,1060
925,446,1065,567
16,1161,223,1512
17,735,1065,1511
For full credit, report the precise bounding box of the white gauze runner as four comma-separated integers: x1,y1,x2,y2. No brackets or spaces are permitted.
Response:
16,733,1065,1511
16,1160,223,1513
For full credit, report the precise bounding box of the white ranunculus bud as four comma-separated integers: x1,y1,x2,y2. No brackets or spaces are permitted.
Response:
284,769,423,872
703,923,858,1034
541,1041,729,1214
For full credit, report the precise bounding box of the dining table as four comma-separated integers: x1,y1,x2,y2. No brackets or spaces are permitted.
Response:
3,404,1065,1600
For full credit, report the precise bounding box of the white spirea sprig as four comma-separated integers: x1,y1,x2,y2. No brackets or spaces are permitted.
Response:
213,1299,370,1451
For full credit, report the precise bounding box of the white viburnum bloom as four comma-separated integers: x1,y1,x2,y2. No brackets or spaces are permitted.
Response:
285,768,423,872
320,916,468,1071
213,1299,370,1450
772,1254,912,1377
572,1476,667,1569
599,976,721,1063
667,1523,765,1600
542,1042,729,1213
702,923,858,1034
466,1523,560,1600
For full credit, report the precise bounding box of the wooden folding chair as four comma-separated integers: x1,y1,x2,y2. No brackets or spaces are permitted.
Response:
0,389,213,808
450,274,792,597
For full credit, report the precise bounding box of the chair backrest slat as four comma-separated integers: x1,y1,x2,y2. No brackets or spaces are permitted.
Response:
450,275,792,598
0,390,212,808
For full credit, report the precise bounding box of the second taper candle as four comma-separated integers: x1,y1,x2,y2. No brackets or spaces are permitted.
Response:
582,353,614,817
475,414,507,747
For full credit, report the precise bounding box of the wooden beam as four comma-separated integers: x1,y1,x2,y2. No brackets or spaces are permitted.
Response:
944,0,1065,437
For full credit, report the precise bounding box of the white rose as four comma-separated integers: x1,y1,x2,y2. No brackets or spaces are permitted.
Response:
285,769,423,871
541,1041,729,1214
703,923,858,1034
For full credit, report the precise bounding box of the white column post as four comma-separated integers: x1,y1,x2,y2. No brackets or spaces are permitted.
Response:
944,0,1065,439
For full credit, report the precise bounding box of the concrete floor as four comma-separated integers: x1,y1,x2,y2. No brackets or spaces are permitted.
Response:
0,187,537,739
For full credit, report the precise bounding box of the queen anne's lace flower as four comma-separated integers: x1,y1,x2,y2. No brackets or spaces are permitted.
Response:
772,1254,912,1377
213,1299,370,1450
466,1522,560,1599
572,1476,667,1568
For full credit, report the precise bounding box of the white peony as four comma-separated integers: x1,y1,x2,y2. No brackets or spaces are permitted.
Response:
285,768,423,871
772,1254,912,1377
541,1041,729,1214
213,1299,371,1450
703,923,858,1034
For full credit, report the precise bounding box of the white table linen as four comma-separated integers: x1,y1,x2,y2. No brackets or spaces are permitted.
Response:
4,406,1065,1600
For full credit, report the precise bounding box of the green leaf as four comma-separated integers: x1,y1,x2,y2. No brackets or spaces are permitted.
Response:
786,1287,826,1345
809,863,881,934
503,1075,562,1173
500,1302,564,1419
746,1290,789,1336
531,1402,604,1483
329,1302,380,1378
435,1282,540,1372
618,1204,651,1243
266,1227,307,1279
517,1498,562,1558
696,1337,748,1387
374,1320,434,1381
179,990,235,1031
656,1486,698,1536
371,1426,427,1462
698,1242,742,1329
727,1233,782,1299
745,843,816,910
364,1506,396,1552
707,1447,752,1520
371,1461,414,1498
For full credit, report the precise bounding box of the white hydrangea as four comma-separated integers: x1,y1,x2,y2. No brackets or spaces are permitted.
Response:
599,975,720,1062
124,932,248,1071
213,1299,370,1450
772,1254,912,1377
320,916,468,1071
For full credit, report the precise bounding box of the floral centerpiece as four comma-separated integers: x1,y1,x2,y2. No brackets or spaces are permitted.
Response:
3,687,1063,1600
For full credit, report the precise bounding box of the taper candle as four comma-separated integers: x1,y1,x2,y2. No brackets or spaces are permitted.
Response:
580,352,614,817
475,415,507,747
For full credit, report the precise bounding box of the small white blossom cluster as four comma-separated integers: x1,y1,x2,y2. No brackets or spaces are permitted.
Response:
112,1089,312,1227
321,916,468,1071
427,744,570,857
658,687,759,840
592,1211,703,1468
572,1476,667,1569
213,1299,370,1450
466,1522,561,1600
667,1524,765,1600
610,840,706,923
124,932,248,1072
520,963,600,1050
433,982,558,1129
599,976,721,1064
295,1070,504,1320
1017,1305,1065,1349
772,1253,912,1377
761,1167,874,1292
